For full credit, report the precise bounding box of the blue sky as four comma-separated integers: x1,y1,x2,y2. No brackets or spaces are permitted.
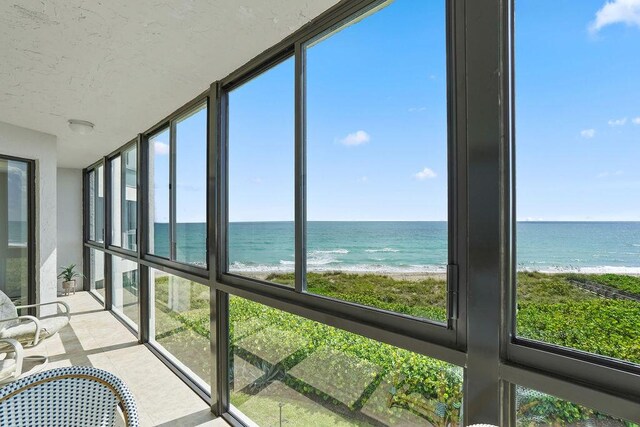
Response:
230,0,447,222
516,0,640,221
158,0,640,223
150,105,207,223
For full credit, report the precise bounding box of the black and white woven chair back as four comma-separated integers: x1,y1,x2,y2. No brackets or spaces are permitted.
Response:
0,366,139,426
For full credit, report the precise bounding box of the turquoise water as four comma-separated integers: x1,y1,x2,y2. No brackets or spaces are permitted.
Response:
156,222,640,274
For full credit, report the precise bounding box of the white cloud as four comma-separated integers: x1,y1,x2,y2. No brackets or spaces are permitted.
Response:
597,170,624,178
154,142,170,155
608,117,627,126
414,167,437,180
633,117,640,124
408,107,427,113
357,176,369,183
252,177,263,185
339,130,370,146
580,129,596,138
590,0,640,33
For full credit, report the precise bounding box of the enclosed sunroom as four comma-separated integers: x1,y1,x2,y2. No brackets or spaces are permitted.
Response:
1,0,639,426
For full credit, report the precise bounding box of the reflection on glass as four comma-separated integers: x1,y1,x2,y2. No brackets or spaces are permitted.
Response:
111,155,122,247
149,128,171,259
112,255,139,329
150,269,210,387
0,159,30,304
228,58,294,286
304,0,448,322
90,165,105,243
515,0,640,365
89,248,105,301
230,296,463,426
175,105,207,267
516,386,633,426
122,146,137,251
89,169,96,241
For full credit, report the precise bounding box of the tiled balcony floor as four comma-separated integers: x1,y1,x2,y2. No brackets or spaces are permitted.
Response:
21,291,227,427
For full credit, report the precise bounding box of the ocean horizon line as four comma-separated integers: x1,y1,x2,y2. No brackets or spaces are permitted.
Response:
152,220,640,224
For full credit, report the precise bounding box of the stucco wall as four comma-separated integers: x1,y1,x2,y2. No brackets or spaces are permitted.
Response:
0,120,57,314
57,168,83,293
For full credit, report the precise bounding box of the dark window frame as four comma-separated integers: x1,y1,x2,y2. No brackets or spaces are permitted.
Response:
502,0,640,415
77,0,640,424
0,154,36,308
143,98,210,276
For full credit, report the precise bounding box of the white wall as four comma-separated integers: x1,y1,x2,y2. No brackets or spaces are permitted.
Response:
0,120,57,314
57,168,83,293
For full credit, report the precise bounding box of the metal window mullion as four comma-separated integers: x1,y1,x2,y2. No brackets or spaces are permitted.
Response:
210,80,226,415
104,251,113,311
294,41,307,294
138,264,149,344
214,289,229,416
170,121,177,261
447,0,468,346
463,0,505,424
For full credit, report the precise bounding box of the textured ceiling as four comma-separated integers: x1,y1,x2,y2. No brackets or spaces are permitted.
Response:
0,0,339,167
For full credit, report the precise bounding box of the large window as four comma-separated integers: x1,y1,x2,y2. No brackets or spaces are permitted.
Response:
228,57,295,286
110,145,138,251
112,255,139,330
230,296,462,426
0,156,32,305
515,0,640,366
122,145,138,251
175,105,208,266
150,269,211,388
89,164,104,243
302,0,449,322
149,128,171,259
88,248,105,301
148,104,207,269
80,0,640,424
110,155,122,247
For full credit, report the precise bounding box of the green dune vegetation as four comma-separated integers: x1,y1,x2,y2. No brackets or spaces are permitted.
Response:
154,272,640,426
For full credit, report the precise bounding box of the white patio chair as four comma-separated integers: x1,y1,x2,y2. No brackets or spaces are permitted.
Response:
0,290,71,350
0,366,139,426
0,338,24,384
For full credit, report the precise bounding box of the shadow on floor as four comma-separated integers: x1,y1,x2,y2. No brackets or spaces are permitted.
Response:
153,408,219,427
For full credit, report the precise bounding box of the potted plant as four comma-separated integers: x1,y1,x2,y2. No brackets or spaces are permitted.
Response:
58,264,84,296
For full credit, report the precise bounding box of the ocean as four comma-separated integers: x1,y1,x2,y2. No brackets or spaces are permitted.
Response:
155,222,640,274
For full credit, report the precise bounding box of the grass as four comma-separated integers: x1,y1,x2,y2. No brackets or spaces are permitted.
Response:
567,273,640,296
268,272,447,321
152,276,211,384
151,271,639,426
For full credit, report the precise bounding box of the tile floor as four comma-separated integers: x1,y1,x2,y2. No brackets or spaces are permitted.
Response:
22,291,228,427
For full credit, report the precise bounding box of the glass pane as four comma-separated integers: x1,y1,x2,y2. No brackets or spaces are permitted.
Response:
175,105,207,267
0,159,30,305
122,146,138,251
112,255,139,330
149,128,171,259
89,248,105,301
88,170,96,241
110,155,122,247
94,165,105,243
304,0,448,322
515,0,640,365
516,386,635,426
150,269,211,387
230,296,463,426
228,58,294,286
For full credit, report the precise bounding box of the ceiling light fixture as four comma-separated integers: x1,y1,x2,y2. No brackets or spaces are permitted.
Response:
68,119,95,135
